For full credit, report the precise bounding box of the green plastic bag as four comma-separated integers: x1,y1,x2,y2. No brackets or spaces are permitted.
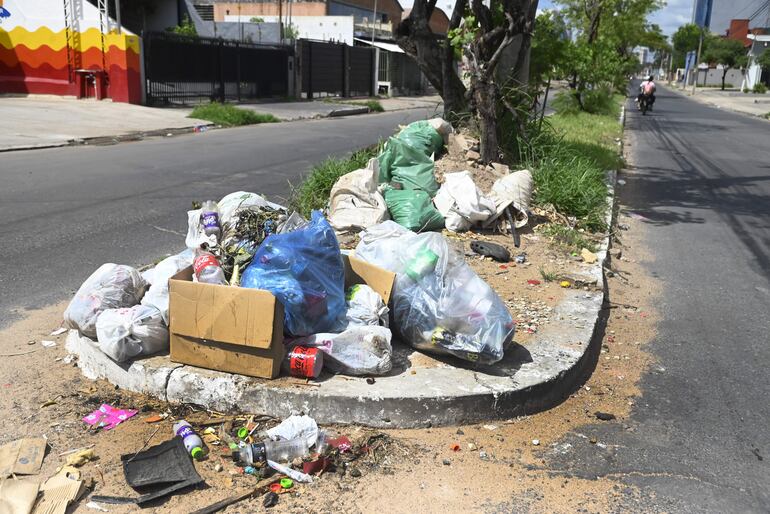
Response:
396,121,444,157
384,188,445,232
378,137,439,196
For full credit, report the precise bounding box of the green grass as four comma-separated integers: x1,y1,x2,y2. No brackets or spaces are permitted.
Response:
289,143,382,217
521,91,623,232
539,268,560,282
324,98,385,112
540,223,599,254
189,103,279,127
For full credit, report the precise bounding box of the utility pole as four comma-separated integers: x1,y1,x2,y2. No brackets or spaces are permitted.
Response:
692,27,704,95
115,0,122,34
371,0,377,43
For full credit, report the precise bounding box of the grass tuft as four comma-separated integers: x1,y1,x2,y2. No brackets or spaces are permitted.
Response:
539,268,560,282
189,103,279,127
540,223,599,253
289,143,382,218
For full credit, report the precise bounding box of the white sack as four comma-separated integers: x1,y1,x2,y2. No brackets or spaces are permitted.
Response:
95,305,168,362
434,171,496,232
329,158,389,234
484,169,533,229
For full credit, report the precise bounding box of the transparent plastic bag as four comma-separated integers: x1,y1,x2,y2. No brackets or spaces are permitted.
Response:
241,211,346,336
345,284,389,327
355,228,514,364
288,325,393,376
64,264,147,338
95,305,169,362
140,250,194,324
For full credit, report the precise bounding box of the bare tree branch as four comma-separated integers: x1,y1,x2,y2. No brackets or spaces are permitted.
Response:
486,12,516,75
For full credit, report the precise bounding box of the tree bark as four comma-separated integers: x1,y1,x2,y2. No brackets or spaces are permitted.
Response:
721,68,727,90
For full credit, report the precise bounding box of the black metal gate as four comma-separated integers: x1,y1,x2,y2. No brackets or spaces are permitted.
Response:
144,32,291,106
299,39,374,99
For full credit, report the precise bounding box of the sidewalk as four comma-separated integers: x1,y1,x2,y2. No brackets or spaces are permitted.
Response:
666,84,770,118
239,95,443,120
0,95,209,152
0,94,444,152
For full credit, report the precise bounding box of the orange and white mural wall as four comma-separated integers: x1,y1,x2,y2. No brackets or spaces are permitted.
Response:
0,0,141,103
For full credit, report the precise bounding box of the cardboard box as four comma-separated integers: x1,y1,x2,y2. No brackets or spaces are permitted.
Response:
169,254,394,379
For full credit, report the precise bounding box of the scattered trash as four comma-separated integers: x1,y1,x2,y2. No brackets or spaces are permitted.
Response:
617,179,626,185
33,472,87,514
41,340,56,348
514,253,527,264
0,438,46,478
0,479,39,513
344,284,389,328
50,327,68,336
527,279,541,286
82,404,137,431
470,240,511,262
328,158,389,234
280,478,294,489
384,188,444,232
442,458,451,465
450,444,460,452
581,248,598,264
302,456,330,475
86,501,110,511
64,264,147,338
532,439,540,446
143,414,166,424
594,412,616,421
483,425,498,431
483,170,533,230
174,420,205,460
189,478,275,514
266,415,319,448
267,460,313,483
65,448,96,467
327,436,352,452
560,280,571,288
118,437,204,505
263,491,279,508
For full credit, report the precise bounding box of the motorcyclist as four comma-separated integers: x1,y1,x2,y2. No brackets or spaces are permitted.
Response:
637,75,656,111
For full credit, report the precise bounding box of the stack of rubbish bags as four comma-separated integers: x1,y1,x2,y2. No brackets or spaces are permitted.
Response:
328,118,534,235
64,118,519,377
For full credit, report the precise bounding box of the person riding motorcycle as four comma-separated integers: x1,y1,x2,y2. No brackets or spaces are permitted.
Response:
637,75,656,111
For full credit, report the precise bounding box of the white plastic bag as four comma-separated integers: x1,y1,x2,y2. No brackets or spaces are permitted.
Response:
64,264,147,338
329,158,389,234
185,209,217,250
355,227,514,365
354,220,416,271
427,118,453,144
95,305,168,362
345,284,389,327
218,191,286,227
434,171,496,232
289,326,393,376
266,415,319,447
483,169,533,229
140,250,194,324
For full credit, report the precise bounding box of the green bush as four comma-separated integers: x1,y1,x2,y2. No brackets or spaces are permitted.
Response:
753,83,768,94
189,103,279,127
289,144,382,218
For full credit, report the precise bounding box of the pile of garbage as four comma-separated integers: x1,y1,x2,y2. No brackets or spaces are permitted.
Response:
328,118,534,239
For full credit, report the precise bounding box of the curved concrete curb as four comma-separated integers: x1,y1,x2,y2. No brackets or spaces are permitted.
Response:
66,154,619,429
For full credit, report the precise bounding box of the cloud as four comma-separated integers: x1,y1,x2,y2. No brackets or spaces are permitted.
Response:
649,0,693,36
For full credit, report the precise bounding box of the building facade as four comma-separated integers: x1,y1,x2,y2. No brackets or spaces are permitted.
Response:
0,0,142,103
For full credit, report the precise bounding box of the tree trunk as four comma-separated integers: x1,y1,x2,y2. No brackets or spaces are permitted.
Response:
721,68,727,90
473,77,499,163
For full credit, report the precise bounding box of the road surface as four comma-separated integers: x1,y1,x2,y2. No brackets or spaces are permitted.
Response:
0,108,433,328
545,85,770,511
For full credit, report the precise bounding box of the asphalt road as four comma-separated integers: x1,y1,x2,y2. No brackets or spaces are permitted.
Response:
0,108,433,328
546,86,770,511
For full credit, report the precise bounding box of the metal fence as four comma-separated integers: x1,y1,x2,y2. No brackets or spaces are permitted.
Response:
144,32,291,106
298,39,375,99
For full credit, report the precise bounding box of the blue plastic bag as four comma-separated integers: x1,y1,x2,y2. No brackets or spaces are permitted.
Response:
241,211,346,336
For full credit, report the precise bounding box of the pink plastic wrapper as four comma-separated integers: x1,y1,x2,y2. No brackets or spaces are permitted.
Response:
82,404,137,430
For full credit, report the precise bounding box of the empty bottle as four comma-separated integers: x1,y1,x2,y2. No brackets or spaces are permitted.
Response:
283,346,324,378
200,200,221,241
193,249,227,285
232,438,309,465
174,420,204,460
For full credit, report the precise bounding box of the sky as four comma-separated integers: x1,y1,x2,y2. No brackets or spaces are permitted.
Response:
400,0,694,38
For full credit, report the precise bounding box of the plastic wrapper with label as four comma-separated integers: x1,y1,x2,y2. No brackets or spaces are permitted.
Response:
355,225,514,365
95,305,169,362
64,264,148,339
288,325,393,376
241,211,346,337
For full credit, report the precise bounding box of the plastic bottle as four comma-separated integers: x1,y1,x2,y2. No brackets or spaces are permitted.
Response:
200,200,221,241
174,420,204,460
282,346,324,378
193,249,227,285
232,438,309,465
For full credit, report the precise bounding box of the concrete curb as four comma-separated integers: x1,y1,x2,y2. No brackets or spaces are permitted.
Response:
65,122,620,428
